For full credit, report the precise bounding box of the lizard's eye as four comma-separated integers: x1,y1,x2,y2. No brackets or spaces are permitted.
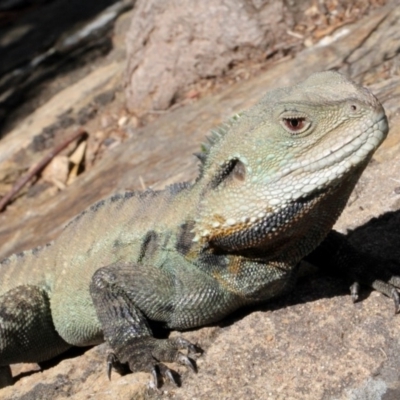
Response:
280,114,311,135
210,158,246,189
283,117,306,132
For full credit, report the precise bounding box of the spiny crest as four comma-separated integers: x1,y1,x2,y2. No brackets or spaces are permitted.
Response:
63,191,137,230
166,182,191,195
195,113,242,176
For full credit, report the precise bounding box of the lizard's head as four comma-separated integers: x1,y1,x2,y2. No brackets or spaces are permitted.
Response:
193,71,388,252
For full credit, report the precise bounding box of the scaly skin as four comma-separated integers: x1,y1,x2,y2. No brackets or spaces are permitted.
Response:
0,71,397,389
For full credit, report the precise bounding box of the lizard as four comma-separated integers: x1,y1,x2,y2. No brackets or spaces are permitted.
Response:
0,70,398,390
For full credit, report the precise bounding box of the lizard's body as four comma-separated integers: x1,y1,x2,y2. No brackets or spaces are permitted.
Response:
0,71,397,389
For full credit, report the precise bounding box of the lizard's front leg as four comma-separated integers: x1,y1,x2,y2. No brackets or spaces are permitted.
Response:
89,262,199,388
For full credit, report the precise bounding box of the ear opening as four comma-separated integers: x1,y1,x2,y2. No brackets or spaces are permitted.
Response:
210,158,246,189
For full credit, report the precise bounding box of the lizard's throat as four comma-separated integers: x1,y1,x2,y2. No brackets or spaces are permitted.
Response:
194,161,366,255
198,185,343,255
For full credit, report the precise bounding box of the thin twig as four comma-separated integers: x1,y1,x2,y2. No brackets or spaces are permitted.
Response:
0,128,87,212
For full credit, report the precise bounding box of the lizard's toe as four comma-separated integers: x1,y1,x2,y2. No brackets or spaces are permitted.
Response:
172,337,199,352
392,289,400,314
149,366,160,391
149,363,180,389
106,351,130,380
350,282,360,303
106,352,116,380
388,275,400,289
176,352,197,373
158,363,179,386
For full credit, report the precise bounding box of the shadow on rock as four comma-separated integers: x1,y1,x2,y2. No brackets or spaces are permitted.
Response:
218,208,400,329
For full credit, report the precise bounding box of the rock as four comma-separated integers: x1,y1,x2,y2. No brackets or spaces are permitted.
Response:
0,0,133,134
124,0,388,116
124,0,294,115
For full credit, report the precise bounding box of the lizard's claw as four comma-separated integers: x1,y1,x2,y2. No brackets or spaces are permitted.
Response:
391,289,400,314
106,351,130,380
149,366,160,391
349,282,360,303
176,352,197,373
148,363,179,391
106,352,115,380
158,363,179,385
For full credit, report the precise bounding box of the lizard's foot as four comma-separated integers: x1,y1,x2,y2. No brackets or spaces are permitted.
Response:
350,272,400,314
108,336,201,388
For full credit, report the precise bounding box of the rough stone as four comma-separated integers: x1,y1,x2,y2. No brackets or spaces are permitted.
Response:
125,0,293,114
